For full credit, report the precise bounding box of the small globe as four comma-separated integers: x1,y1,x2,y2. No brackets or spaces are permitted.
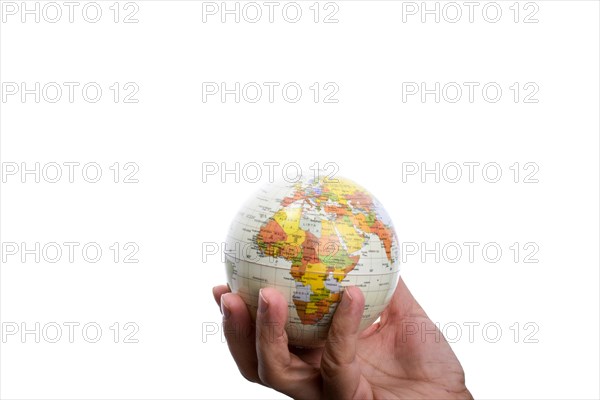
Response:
224,174,400,348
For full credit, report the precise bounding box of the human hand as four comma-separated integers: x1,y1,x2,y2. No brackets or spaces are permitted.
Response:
212,278,472,399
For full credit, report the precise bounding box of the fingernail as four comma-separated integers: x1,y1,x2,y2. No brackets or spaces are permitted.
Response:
259,289,269,313
221,294,231,319
342,287,353,307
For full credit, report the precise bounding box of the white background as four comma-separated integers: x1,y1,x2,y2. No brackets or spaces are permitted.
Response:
0,1,599,399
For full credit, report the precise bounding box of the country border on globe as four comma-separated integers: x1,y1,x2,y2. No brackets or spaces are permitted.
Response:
224,173,400,347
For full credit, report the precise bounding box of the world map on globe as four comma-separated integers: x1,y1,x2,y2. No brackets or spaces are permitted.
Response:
225,174,400,347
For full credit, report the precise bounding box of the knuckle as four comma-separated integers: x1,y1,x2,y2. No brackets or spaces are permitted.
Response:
323,338,356,367
328,322,345,341
322,347,352,371
257,323,288,346
239,368,261,384
257,365,280,387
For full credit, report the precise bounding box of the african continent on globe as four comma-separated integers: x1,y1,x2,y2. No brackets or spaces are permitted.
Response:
224,174,400,348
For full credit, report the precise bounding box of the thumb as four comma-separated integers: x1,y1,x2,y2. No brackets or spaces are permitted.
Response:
320,286,370,399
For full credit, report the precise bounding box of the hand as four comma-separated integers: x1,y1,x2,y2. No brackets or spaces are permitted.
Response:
212,278,472,400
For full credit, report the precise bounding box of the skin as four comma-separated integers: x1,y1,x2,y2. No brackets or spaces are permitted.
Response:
212,278,472,400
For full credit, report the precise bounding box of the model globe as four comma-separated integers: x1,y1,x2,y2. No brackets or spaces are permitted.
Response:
224,175,400,347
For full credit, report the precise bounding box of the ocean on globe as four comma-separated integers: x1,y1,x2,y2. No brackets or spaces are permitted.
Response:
224,174,400,348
